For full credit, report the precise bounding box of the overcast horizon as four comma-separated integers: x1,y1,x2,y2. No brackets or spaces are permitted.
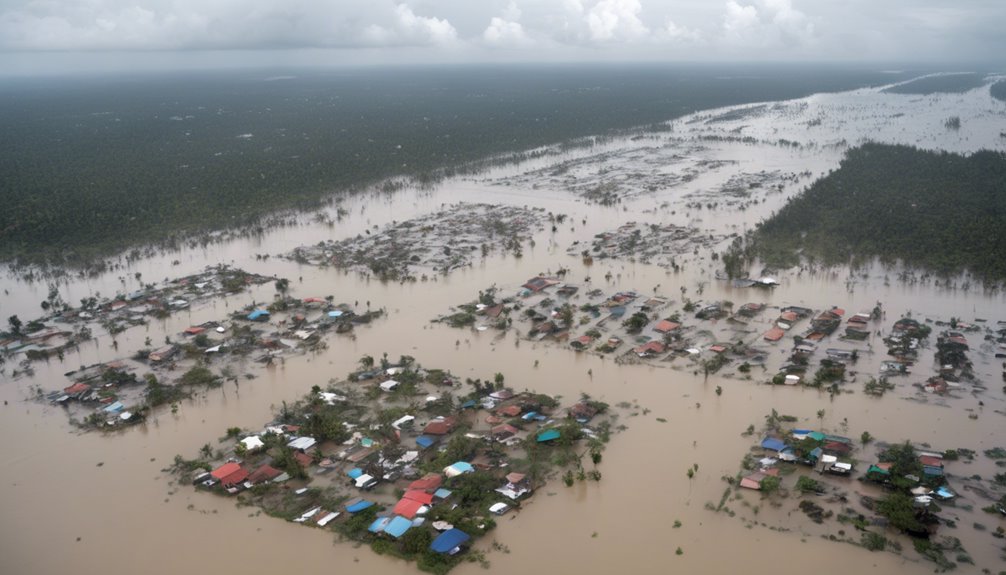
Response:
1,1,1004,76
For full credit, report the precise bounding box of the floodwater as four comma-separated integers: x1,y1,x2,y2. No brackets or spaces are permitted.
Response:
2,79,1006,575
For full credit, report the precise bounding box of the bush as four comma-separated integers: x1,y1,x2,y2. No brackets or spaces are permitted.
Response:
861,531,887,551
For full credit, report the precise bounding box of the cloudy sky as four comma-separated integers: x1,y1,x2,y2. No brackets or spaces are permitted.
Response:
0,0,1002,71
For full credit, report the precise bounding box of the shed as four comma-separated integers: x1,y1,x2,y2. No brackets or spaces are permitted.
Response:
247,309,270,321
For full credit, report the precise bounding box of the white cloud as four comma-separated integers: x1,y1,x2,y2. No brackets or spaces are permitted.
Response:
0,0,1001,62
363,4,458,46
660,18,702,43
586,0,648,42
482,2,530,47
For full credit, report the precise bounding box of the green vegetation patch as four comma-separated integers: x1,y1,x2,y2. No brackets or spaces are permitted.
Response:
754,144,1006,281
883,73,986,95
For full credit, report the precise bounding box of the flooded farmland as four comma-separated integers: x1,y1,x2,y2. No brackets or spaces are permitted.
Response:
2,77,1006,575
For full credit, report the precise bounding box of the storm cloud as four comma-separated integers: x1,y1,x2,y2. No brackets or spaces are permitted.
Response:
0,0,1002,63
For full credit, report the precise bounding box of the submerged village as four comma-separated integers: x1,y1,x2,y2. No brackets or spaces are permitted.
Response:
3,78,1006,575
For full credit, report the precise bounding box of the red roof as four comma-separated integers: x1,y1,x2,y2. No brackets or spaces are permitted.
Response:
403,490,435,505
779,311,799,322
247,464,282,484
409,474,443,492
492,423,519,437
64,382,91,395
919,455,943,468
294,451,313,468
220,468,249,487
654,320,681,333
393,497,425,519
211,462,242,480
709,345,727,354
423,420,454,435
302,297,325,303
633,341,665,355
498,405,522,417
184,326,206,335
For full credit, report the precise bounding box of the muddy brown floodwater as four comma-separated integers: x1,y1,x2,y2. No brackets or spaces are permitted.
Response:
2,79,1006,575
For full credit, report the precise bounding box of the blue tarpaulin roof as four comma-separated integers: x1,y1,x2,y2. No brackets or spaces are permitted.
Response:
537,429,561,443
446,462,474,475
761,437,787,452
345,499,374,513
247,309,269,321
384,516,413,538
327,310,344,318
368,517,391,533
808,431,826,441
522,411,538,420
433,488,452,499
430,529,471,553
347,468,364,479
792,429,812,436
416,435,436,449
103,401,124,413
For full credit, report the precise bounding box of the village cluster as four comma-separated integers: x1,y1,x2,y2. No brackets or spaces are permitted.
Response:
172,357,616,574
38,285,383,430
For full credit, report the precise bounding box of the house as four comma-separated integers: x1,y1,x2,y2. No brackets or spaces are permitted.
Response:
148,345,178,363
483,304,504,319
761,437,788,452
763,327,785,342
423,417,456,436
654,319,682,334
568,401,599,423
246,464,282,485
497,404,522,418
536,429,561,443
430,528,471,555
634,340,665,357
210,462,242,482
522,277,559,293
240,436,265,452
183,326,206,336
738,303,764,317
409,473,443,492
496,472,532,500
739,472,768,490
570,335,594,350
491,424,519,441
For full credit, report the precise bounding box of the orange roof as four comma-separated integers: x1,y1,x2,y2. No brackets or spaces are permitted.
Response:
654,320,681,333
423,420,454,435
211,462,242,480
779,311,798,322
506,472,526,484
184,326,206,335
220,467,249,487
763,327,785,341
393,497,425,519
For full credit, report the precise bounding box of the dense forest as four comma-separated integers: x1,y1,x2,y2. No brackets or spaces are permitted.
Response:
882,73,987,95
992,80,1006,103
0,64,913,265
752,143,1006,281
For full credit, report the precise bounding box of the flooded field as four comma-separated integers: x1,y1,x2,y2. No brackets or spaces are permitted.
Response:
2,77,1006,574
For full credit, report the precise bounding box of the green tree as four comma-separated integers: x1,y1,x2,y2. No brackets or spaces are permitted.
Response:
7,315,22,337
